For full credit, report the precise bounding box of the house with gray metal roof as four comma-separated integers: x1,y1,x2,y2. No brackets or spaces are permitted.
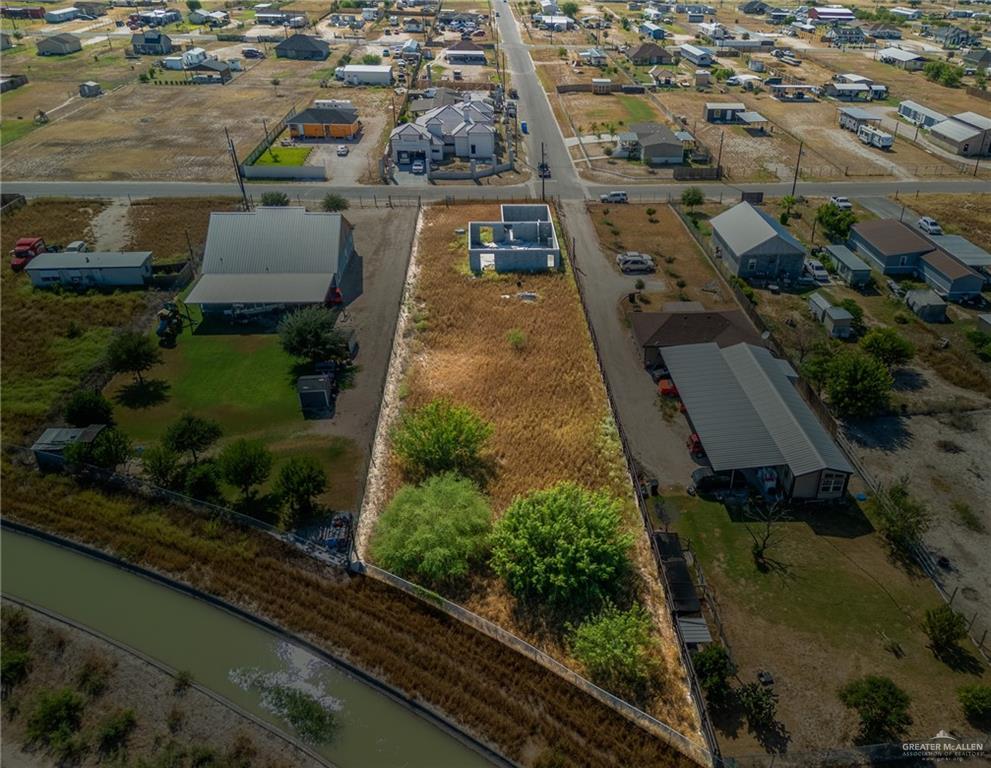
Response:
663,342,852,500
26,251,152,289
184,207,356,314
921,234,991,284
825,244,871,287
710,201,806,282
929,111,991,157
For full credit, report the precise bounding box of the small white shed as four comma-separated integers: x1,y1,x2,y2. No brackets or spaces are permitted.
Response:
26,251,153,289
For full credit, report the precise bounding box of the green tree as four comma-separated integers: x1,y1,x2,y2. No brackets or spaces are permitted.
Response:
278,306,348,364
680,187,705,210
693,645,736,703
163,414,222,464
218,439,273,501
958,684,991,723
361,53,382,65
712,66,733,81
107,331,162,386
824,350,892,418
26,688,85,747
861,327,914,371
64,427,132,471
838,298,866,335
370,473,492,587
275,456,327,527
870,479,932,555
490,482,633,608
64,390,113,427
142,443,182,488
738,682,777,731
260,191,290,206
321,193,349,212
184,462,224,503
838,675,912,743
779,195,797,216
801,344,834,396
96,709,136,759
391,399,493,481
560,0,579,16
923,604,968,656
815,202,857,240
186,0,202,9
571,604,661,697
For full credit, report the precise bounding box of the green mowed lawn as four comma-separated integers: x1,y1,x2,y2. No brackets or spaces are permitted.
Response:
253,146,313,166
614,94,658,124
106,310,363,511
0,119,39,147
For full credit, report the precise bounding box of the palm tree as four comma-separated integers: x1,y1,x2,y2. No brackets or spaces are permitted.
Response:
780,195,798,216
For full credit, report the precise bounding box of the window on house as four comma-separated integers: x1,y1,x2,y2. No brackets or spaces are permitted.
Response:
819,472,846,495
747,258,757,272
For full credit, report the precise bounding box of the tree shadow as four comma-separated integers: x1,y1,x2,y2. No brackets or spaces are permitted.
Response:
800,499,875,539
931,643,986,675
114,379,171,409
891,368,927,392
751,717,791,754
232,492,284,526
842,415,913,452
707,694,745,739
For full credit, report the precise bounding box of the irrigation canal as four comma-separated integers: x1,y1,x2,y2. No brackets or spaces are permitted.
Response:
1,529,495,768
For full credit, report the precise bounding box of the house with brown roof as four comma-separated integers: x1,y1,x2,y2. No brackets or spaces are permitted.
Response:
631,302,763,367
627,42,673,65
918,249,983,300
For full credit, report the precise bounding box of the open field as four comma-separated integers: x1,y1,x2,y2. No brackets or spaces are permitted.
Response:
372,203,699,734
1,464,700,768
0,199,151,444
124,197,243,263
0,600,325,768
904,193,991,253
669,494,990,757
555,91,671,138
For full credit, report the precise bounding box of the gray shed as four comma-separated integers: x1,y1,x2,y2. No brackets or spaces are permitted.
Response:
825,244,871,288
905,288,947,323
297,375,335,414
31,424,106,471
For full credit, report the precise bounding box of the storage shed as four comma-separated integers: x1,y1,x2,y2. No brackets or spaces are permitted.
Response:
25,251,152,289
31,425,106,471
905,288,946,323
825,244,871,287
808,292,853,338
36,32,82,56
704,102,745,123
297,375,336,415
79,80,101,97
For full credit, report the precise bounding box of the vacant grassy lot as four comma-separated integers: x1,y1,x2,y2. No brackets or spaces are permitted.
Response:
374,203,698,735
669,494,989,756
558,92,670,136
0,200,150,444
902,193,991,253
125,197,242,264
1,464,699,768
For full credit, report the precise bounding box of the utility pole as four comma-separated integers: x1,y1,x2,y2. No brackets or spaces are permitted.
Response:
540,141,546,201
975,155,981,177
716,130,724,169
791,140,803,198
225,127,249,210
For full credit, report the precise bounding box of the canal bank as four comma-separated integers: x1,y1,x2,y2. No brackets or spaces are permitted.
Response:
0,525,499,768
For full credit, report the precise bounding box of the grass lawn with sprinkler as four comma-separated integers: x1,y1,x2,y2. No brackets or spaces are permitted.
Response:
253,146,313,166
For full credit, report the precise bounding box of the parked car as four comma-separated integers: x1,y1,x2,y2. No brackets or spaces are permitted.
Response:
337,145,349,156
242,47,264,59
10,237,48,271
829,196,852,210
917,216,943,235
64,240,88,253
616,251,654,273
689,467,732,496
537,162,551,178
804,259,829,282
411,160,425,174
600,191,629,203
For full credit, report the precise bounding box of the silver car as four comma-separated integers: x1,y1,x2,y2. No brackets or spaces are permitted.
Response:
616,252,655,273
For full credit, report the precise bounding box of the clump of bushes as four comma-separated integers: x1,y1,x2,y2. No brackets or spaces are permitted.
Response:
571,604,663,700
392,399,492,482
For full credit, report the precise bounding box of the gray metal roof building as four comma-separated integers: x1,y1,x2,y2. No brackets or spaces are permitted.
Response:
923,234,991,270
663,342,852,498
185,207,355,309
27,251,151,270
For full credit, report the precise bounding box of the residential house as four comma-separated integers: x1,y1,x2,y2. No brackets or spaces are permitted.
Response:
704,101,746,122
923,234,991,284
962,47,991,73
640,21,666,39
698,22,732,39
929,112,991,157
878,47,926,70
389,98,495,166
137,8,181,26
738,0,770,13
662,342,853,501
1,6,46,19
339,64,392,85
680,43,714,66
808,292,854,338
26,251,152,289
905,288,947,322
184,207,358,314
824,244,871,287
628,41,673,65
276,34,330,61
131,29,172,56
287,105,362,139
44,6,79,23
620,122,684,165
631,303,762,367
918,249,983,299
889,7,921,21
467,204,560,273
403,17,424,32
898,100,946,128
361,6,379,20
540,14,573,30
848,219,935,275
826,82,873,101
710,201,806,281
36,33,82,56
189,8,228,25
930,24,977,48
862,22,901,40
189,58,232,84
577,47,607,66
444,40,486,64
256,10,306,26
717,38,775,52
824,25,867,45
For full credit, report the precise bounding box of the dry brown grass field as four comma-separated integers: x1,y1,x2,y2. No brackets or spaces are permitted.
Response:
906,193,991,253
125,197,243,263
380,204,699,735
1,464,700,768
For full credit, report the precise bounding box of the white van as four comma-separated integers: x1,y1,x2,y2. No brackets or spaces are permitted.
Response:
600,191,628,203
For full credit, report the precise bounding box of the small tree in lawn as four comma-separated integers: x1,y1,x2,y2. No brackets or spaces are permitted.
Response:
260,191,290,207
370,473,492,588
958,684,991,724
779,194,797,217
275,456,327,528
824,349,892,418
64,390,114,427
561,0,579,17
681,187,705,211
693,644,736,706
490,482,633,610
923,604,968,658
321,193,349,212
278,306,348,364
163,414,222,465
571,603,662,699
838,675,912,743
738,682,778,732
184,462,224,504
219,439,273,502
745,501,786,572
870,479,931,557
143,443,182,488
391,399,493,482
839,298,866,335
107,331,162,386
816,202,857,240
860,327,914,371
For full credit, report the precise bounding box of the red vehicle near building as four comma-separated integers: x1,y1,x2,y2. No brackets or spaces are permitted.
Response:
10,237,48,271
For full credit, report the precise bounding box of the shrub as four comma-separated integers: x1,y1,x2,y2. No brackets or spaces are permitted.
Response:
571,604,661,697
362,53,382,65
634,278,645,290
870,479,931,555
839,298,866,334
392,399,492,482
218,439,273,501
958,684,991,723
779,211,789,225
923,604,968,656
266,686,335,743
321,193,349,212
143,443,182,488
96,709,136,759
2,650,32,693
75,655,111,698
861,327,914,370
63,427,132,472
64,390,114,427
838,675,912,743
692,644,735,703
260,191,289,206
26,688,85,747
680,187,704,210
173,670,194,696
164,414,222,464
184,463,224,504
371,473,492,587
278,306,348,364
491,482,633,609
274,456,327,527
507,328,527,351
824,349,892,418
106,331,162,385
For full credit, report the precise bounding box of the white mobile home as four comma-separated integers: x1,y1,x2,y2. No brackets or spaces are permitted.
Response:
26,252,153,289
339,64,393,85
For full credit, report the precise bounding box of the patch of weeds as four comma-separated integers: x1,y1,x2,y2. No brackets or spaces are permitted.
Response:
173,669,193,696
952,501,985,533
75,654,112,698
507,328,527,351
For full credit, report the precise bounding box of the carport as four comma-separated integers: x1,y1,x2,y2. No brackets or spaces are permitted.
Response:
738,110,768,134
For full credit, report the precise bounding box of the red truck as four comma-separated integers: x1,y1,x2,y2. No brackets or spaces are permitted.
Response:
10,237,48,271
